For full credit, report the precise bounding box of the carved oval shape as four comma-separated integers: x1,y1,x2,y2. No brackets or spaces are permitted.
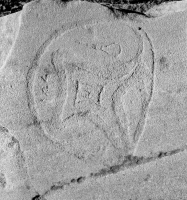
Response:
53,21,141,71
32,49,67,122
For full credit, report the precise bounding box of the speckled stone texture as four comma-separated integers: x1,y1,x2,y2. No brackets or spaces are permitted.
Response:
0,0,187,200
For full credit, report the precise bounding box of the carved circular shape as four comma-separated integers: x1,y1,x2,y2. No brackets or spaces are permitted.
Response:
31,21,146,158
69,21,141,64
48,21,142,78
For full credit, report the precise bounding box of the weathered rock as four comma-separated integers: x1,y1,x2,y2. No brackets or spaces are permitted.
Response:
0,0,187,199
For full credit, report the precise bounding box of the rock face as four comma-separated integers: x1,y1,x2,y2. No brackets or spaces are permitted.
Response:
0,11,22,71
0,0,187,199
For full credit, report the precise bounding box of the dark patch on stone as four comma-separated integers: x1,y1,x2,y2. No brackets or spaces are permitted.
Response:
157,151,168,158
50,184,65,191
0,173,6,189
32,194,41,200
159,56,170,73
143,173,151,181
77,176,86,183
70,178,76,183
0,125,9,133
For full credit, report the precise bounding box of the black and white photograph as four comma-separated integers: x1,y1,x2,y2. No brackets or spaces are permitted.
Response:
0,0,187,199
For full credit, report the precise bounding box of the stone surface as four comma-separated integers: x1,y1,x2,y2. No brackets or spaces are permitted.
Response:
0,0,187,199
45,150,187,200
0,11,22,71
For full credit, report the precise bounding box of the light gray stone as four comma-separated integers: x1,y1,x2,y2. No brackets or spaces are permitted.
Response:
0,0,187,199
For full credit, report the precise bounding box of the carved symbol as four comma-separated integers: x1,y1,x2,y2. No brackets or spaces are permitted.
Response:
30,20,155,161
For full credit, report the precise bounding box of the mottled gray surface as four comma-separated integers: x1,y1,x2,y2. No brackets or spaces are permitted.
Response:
0,1,187,200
